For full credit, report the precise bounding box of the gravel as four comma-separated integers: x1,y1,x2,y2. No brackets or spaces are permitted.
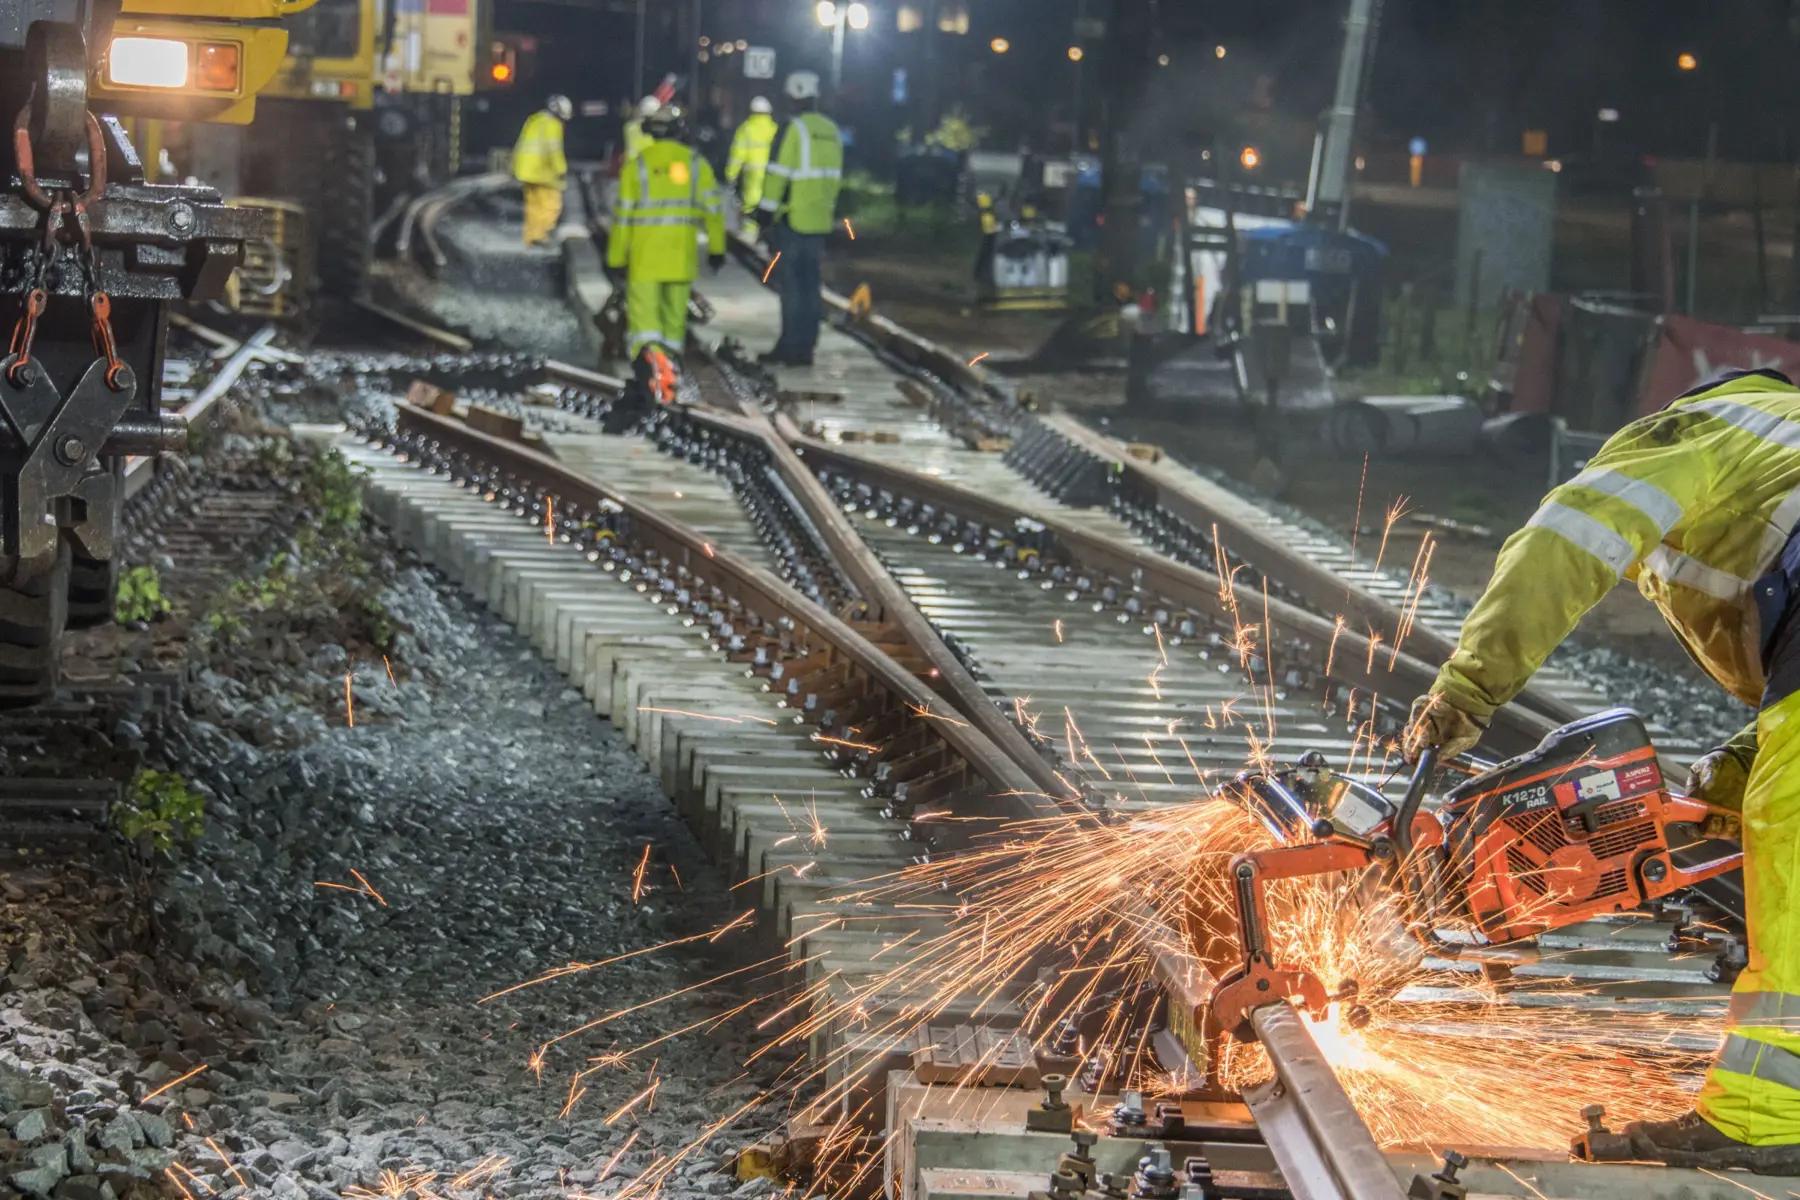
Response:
0,404,787,1199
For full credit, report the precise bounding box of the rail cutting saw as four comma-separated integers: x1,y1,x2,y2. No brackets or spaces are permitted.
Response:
1196,708,1744,1040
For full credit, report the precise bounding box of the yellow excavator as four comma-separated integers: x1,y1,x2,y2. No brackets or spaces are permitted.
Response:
128,0,506,312
0,0,302,703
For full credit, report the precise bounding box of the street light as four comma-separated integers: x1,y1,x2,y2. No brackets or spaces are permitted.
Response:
990,37,1009,54
1240,146,1261,170
817,0,869,90
1067,45,1084,62
1677,51,1698,71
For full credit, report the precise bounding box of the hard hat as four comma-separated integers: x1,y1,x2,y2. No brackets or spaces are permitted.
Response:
547,94,573,121
750,96,773,115
643,104,685,138
638,95,662,118
785,71,821,101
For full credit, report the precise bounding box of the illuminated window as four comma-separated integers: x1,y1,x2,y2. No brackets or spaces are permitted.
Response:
896,3,922,32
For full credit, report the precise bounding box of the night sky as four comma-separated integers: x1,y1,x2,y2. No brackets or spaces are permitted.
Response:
475,0,1800,174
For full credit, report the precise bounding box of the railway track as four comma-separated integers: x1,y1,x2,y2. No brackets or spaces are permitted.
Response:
295,176,1759,1196
336,303,1750,1200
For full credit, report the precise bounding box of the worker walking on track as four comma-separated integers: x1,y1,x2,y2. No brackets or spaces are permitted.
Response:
512,94,572,247
755,71,843,368
726,97,778,243
1407,366,1800,1174
605,105,726,402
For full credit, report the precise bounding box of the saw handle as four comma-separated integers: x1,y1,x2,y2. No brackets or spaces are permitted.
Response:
1390,745,1438,864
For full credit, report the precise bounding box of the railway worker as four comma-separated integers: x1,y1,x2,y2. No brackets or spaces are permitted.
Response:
623,96,662,161
512,94,573,247
726,96,779,243
604,105,726,402
1406,365,1800,1173
754,71,843,368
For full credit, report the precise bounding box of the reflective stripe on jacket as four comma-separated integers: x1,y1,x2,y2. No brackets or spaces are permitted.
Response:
511,111,567,186
757,112,844,235
1435,370,1800,717
726,113,779,182
606,140,726,283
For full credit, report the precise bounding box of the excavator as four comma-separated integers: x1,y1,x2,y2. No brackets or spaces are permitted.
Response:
0,0,315,704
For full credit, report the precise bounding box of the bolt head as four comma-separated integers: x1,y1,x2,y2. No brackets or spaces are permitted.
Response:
12,361,36,386
56,435,86,465
1443,1150,1468,1168
167,203,196,234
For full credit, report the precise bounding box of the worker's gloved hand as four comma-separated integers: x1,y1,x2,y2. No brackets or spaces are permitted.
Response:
708,253,726,275
1404,693,1485,763
1684,748,1749,840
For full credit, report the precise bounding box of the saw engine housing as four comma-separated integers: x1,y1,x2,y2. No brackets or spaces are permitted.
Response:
1436,709,1735,942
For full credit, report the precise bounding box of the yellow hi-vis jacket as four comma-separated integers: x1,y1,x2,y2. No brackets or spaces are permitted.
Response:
1435,371,1800,720
726,112,779,201
606,140,726,283
512,110,567,186
757,112,843,235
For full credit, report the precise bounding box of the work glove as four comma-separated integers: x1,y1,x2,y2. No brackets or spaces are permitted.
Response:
1404,693,1485,763
708,253,726,275
1684,748,1749,840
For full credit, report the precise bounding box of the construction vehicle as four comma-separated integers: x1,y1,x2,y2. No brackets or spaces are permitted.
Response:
1195,709,1742,1043
147,0,508,312
0,0,300,702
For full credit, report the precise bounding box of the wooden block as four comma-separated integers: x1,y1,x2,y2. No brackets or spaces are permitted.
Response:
974,436,1012,453
407,379,456,415
896,380,934,407
780,388,844,406
1124,442,1163,464
871,431,902,444
911,1024,1039,1088
465,403,525,441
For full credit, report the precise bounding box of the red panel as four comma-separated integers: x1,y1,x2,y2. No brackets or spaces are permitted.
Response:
1639,314,1800,414
1509,292,1565,415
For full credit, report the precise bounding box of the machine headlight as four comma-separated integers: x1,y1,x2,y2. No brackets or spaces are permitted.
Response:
107,36,190,88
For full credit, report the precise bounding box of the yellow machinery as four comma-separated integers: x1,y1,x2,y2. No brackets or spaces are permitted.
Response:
140,0,500,307
0,0,304,703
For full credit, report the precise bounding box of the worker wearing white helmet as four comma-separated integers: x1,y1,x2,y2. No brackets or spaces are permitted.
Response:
623,95,662,161
726,96,779,242
756,71,842,367
512,94,572,246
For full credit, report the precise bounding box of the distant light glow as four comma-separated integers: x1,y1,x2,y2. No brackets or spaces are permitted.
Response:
1067,45,1084,62
847,2,869,30
816,1,837,27
1157,53,1170,66
1545,159,1564,173
1677,52,1698,71
735,38,747,50
1240,146,1260,171
698,35,710,46
1597,107,1620,123
1215,44,1227,58
990,36,1009,54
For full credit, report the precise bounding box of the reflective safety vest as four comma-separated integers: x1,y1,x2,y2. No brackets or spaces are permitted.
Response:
1435,370,1800,718
758,111,843,236
623,118,653,162
726,112,779,184
606,140,726,283
511,111,567,186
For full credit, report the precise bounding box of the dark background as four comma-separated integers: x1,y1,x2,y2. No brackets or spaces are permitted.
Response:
468,0,1800,178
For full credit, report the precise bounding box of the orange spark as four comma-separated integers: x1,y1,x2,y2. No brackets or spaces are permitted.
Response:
383,655,397,688
969,352,990,367
139,1063,207,1102
632,844,653,904
546,497,556,544
205,1138,247,1189
344,674,354,727
843,217,856,239
762,253,781,283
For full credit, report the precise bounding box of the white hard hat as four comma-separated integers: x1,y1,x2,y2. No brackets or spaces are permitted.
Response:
750,96,773,115
547,94,573,120
638,95,662,118
785,71,820,101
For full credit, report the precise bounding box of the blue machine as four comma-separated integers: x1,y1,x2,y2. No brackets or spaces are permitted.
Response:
1239,223,1388,366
